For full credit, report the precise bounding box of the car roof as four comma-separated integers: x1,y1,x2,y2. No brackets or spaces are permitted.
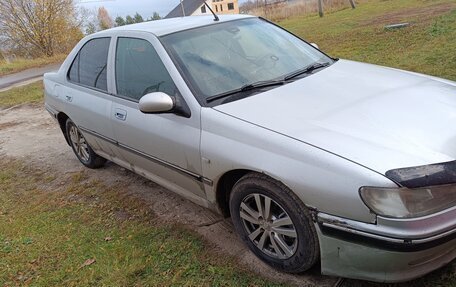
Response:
96,14,255,37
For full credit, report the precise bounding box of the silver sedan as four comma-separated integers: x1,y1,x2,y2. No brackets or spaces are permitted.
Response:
44,15,456,282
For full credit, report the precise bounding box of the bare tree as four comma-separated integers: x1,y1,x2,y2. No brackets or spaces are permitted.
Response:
0,0,83,57
97,6,113,30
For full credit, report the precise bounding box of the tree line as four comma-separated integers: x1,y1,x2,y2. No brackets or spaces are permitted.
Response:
86,8,161,35
115,12,161,27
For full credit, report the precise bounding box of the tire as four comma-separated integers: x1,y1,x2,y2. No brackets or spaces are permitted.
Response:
229,172,319,273
66,119,106,169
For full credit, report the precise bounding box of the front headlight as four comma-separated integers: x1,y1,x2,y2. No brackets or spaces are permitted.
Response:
359,184,456,218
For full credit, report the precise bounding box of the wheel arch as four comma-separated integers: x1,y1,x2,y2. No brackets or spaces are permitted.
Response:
215,169,251,217
57,112,71,146
215,169,299,218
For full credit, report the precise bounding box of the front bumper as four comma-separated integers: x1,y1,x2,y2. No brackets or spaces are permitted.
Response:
316,207,456,282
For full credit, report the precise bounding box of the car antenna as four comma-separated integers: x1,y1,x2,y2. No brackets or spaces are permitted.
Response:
204,2,219,21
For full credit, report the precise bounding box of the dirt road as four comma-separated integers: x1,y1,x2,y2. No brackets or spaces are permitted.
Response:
0,104,338,287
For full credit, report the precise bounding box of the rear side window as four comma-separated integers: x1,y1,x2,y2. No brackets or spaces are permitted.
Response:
68,37,110,92
115,37,179,101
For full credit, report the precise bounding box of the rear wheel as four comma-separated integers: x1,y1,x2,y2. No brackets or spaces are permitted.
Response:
230,173,319,273
66,119,106,169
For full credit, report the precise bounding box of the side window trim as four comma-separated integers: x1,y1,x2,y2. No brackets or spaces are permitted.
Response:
107,35,149,103
111,36,142,103
112,36,181,102
66,37,112,95
111,34,192,117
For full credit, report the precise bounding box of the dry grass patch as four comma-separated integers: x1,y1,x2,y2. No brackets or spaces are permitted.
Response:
0,54,65,77
363,2,456,25
249,0,361,21
0,81,43,109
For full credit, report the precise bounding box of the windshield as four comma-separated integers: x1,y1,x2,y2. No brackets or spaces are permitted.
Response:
161,18,333,104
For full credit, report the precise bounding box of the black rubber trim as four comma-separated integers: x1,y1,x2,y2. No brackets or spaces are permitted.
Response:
79,126,213,186
45,105,57,119
320,224,456,252
385,161,456,188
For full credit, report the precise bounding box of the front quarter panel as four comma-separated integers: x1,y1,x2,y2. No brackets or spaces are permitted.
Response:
201,108,398,223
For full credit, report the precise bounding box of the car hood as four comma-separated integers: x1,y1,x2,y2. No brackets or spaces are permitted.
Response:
214,60,456,174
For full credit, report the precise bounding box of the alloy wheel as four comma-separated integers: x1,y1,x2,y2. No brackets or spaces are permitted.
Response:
239,193,298,259
69,125,90,162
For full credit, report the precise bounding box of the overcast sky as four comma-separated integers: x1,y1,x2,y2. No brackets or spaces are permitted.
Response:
78,0,243,19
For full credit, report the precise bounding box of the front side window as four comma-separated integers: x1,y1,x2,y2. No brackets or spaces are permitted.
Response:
115,37,179,101
161,18,333,104
68,37,110,91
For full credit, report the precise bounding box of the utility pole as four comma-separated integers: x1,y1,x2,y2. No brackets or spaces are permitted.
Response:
180,0,185,16
318,0,355,18
263,0,267,18
285,0,289,19
318,0,323,17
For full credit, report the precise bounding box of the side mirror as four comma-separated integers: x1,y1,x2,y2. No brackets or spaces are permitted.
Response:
139,92,174,114
310,43,319,49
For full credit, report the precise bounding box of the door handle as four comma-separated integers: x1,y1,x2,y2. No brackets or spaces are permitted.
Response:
65,95,73,102
114,108,127,121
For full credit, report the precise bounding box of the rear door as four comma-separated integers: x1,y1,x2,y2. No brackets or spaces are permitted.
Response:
63,37,122,160
109,32,206,201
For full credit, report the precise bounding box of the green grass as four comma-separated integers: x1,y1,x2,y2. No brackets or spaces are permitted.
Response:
0,54,65,77
0,160,284,286
279,0,456,81
0,81,43,108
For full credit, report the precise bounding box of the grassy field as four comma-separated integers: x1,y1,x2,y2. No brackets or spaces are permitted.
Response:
0,81,43,108
280,0,456,81
0,54,65,77
0,160,284,287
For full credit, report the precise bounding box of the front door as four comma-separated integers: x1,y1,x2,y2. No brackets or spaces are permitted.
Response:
110,35,206,201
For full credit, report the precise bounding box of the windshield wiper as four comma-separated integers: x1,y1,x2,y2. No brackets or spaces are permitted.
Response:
205,62,330,103
284,62,330,81
206,79,284,103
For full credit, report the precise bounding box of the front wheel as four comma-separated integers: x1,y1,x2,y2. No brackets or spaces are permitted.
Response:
66,119,106,169
230,173,319,273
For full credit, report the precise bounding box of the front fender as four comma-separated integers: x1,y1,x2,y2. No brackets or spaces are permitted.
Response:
201,108,397,223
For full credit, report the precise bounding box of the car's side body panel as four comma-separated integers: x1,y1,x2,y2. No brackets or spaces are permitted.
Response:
105,31,207,199
44,31,212,207
45,37,123,161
